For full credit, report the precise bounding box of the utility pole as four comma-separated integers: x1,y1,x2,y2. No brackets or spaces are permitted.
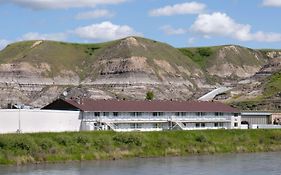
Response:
16,108,21,133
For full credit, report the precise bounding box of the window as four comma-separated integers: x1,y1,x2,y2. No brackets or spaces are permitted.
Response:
214,122,218,127
113,112,118,116
201,112,206,116
136,112,142,116
181,112,186,116
130,112,135,116
94,112,100,117
234,113,239,117
153,123,158,128
234,122,238,127
201,123,205,127
196,123,200,128
196,112,200,116
158,112,164,116
103,112,109,116
153,112,158,116
215,112,223,116
219,123,223,127
130,123,135,129
175,112,180,116
136,123,142,128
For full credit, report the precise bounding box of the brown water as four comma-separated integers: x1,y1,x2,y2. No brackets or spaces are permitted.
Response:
1,152,281,175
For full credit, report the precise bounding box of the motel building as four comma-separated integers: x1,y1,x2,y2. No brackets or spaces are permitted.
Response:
42,99,241,132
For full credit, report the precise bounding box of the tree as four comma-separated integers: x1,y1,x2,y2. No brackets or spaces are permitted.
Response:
146,91,154,100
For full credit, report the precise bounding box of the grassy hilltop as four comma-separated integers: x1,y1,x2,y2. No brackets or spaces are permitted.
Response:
1,130,281,165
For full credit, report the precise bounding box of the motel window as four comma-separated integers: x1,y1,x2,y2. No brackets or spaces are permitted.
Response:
215,112,223,116
158,112,164,116
196,112,200,116
214,123,218,127
175,112,180,116
103,112,109,116
136,123,142,128
130,112,135,116
196,123,200,128
201,123,205,127
181,112,186,116
130,123,135,129
153,123,158,128
201,112,206,116
234,122,238,127
136,112,142,116
113,112,118,117
219,123,223,127
94,112,100,117
153,112,158,116
234,113,239,117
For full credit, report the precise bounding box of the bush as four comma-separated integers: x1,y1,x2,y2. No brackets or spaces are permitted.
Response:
76,135,90,145
11,136,38,153
198,48,212,57
195,135,208,143
113,133,142,146
146,91,154,100
37,138,56,150
55,135,73,146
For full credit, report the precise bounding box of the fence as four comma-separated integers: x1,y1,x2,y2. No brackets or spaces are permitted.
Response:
0,109,80,133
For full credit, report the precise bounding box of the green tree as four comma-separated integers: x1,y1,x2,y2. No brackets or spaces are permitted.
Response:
146,91,154,100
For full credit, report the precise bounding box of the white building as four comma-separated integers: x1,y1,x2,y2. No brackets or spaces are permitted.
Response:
43,99,241,132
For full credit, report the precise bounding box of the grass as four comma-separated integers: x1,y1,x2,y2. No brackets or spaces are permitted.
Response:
0,37,201,81
263,71,281,98
0,130,281,165
179,45,265,70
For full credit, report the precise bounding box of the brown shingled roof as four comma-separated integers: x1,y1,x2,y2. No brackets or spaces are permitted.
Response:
60,99,240,113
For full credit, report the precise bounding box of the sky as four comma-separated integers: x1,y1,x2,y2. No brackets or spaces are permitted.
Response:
0,0,281,50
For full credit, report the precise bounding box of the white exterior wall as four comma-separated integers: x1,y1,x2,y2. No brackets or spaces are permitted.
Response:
0,109,80,133
81,111,240,131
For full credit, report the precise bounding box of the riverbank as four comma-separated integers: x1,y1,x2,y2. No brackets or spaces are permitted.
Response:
0,130,281,165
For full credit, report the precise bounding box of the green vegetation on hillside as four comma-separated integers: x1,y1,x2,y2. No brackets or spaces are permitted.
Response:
0,40,116,79
264,72,281,98
0,37,201,80
1,130,281,165
179,45,265,70
179,47,214,68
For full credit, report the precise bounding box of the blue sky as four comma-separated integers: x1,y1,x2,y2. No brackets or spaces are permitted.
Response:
0,0,281,49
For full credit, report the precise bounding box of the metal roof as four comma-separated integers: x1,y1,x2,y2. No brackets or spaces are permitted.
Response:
43,99,240,113
241,112,272,116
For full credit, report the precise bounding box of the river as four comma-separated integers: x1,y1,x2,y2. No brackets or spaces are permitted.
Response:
1,152,281,175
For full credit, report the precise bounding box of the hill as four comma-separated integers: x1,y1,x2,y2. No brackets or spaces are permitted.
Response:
0,36,280,110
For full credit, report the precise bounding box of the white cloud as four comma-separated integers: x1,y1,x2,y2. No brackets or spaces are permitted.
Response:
191,12,281,42
73,21,141,41
1,0,127,9
188,37,196,45
20,32,68,41
149,2,206,16
160,25,186,35
262,0,281,7
75,9,114,20
0,39,11,50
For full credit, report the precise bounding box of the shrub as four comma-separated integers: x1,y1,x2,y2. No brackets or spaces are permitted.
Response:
76,135,90,145
11,136,38,153
113,133,142,146
195,135,207,143
198,48,212,57
146,91,154,100
55,135,73,146
37,138,56,150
